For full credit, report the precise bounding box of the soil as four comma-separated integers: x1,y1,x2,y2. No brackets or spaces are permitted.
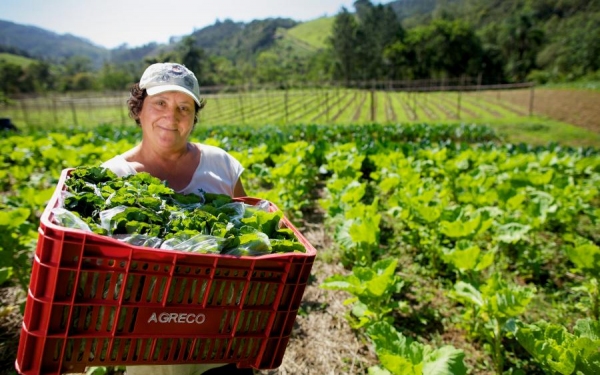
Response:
488,88,600,133
0,288,23,375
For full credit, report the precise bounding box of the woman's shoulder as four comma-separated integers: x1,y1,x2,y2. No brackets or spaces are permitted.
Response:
101,154,137,177
196,142,228,155
101,154,126,167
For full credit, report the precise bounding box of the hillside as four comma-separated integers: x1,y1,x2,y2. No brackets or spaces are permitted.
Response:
285,17,335,50
0,52,36,67
0,19,109,67
190,18,298,62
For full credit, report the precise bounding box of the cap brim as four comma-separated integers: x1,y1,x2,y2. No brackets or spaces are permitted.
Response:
146,85,201,106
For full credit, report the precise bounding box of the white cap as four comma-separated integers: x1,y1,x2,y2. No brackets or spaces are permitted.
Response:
139,63,201,106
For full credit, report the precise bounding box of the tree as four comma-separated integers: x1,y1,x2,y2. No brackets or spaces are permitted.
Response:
404,19,484,80
0,62,26,94
255,51,285,83
355,3,404,80
25,61,55,92
63,55,93,76
537,12,600,80
99,62,133,91
329,7,359,83
383,41,414,80
498,11,545,82
178,36,206,80
305,49,336,82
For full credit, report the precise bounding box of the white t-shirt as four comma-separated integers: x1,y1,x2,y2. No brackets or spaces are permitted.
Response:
101,143,244,197
100,143,243,375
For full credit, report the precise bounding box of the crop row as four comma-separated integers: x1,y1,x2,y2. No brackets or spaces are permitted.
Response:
2,89,529,129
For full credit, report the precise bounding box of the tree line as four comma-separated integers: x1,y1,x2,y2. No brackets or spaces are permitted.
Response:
1,0,599,97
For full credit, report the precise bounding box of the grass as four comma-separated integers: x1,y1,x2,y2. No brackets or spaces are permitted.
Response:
542,81,600,92
0,53,36,67
485,117,600,148
286,17,334,50
423,117,600,148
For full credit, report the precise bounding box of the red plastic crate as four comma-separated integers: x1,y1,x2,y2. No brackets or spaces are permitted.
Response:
15,169,316,375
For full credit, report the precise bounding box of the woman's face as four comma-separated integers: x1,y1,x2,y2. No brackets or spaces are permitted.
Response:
138,91,196,151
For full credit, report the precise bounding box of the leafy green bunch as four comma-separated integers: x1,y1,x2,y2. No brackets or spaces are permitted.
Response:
58,167,305,256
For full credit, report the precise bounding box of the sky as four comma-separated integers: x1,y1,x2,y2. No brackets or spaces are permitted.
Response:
0,0,389,49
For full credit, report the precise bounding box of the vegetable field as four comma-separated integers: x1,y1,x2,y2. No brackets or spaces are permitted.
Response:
1,120,600,374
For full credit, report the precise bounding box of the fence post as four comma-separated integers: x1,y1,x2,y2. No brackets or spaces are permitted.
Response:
69,100,78,126
238,91,245,125
457,91,462,120
52,97,58,124
325,91,329,122
370,87,375,122
119,93,126,125
20,100,30,127
529,83,535,117
284,84,289,125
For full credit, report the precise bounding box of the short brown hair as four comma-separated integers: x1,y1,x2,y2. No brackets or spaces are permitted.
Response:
127,83,206,125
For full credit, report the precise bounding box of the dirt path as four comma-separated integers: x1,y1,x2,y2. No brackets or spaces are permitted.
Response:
486,88,600,133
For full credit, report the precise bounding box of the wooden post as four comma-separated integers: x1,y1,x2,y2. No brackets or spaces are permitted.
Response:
238,91,245,125
457,91,462,120
529,83,535,117
325,91,329,122
70,99,78,126
119,93,126,125
477,72,482,101
284,85,289,125
52,96,58,124
370,88,375,122
20,100,30,127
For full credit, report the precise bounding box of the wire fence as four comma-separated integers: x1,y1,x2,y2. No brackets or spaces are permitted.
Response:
0,80,535,130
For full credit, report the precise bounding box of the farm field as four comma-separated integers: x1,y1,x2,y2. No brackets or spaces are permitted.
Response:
1,89,600,375
4,88,530,127
4,87,600,149
486,88,600,134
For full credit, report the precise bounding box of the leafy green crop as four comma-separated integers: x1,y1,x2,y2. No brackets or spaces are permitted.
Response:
366,321,467,375
508,318,600,375
58,166,305,256
321,258,406,328
451,273,536,374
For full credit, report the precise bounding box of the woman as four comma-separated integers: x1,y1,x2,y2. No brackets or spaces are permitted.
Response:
102,62,252,375
103,62,246,198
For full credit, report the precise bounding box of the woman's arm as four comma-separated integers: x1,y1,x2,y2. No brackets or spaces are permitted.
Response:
233,177,247,198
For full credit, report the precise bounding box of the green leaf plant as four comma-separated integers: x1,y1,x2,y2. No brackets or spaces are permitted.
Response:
507,318,600,375
563,234,600,321
366,320,468,375
320,258,406,329
451,272,536,375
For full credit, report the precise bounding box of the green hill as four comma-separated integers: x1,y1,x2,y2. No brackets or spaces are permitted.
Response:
190,18,299,62
0,19,108,67
285,17,335,50
0,53,36,67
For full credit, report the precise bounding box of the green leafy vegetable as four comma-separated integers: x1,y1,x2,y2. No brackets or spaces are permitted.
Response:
57,166,305,256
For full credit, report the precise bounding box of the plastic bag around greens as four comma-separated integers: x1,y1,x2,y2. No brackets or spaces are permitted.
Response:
99,206,128,234
223,232,271,257
52,208,92,232
160,234,224,254
251,200,271,212
218,202,246,223
112,234,163,248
